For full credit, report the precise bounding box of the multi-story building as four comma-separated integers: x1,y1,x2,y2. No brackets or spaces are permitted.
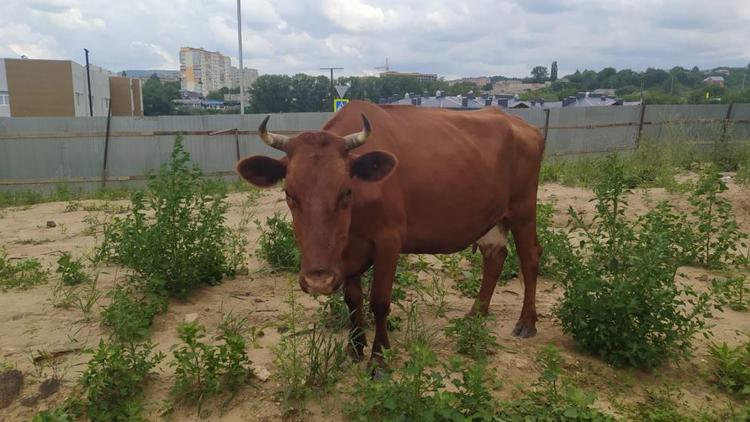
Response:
231,66,259,90
379,70,438,83
0,58,142,117
180,47,259,96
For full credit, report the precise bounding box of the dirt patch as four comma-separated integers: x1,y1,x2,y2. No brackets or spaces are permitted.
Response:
0,370,24,409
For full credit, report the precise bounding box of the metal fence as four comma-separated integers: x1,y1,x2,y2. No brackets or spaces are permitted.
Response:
1,103,748,192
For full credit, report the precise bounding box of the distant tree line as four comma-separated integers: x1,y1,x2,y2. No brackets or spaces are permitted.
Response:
141,64,750,115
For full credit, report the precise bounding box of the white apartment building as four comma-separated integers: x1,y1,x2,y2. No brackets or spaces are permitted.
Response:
180,47,258,96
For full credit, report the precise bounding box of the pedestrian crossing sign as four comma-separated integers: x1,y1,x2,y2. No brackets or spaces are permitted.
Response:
334,98,349,112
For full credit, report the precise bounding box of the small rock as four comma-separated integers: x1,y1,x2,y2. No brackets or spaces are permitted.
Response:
46,220,57,228
251,365,271,382
514,359,528,369
38,378,61,398
20,394,39,407
11,314,24,321
184,313,199,323
254,298,265,303
0,369,24,409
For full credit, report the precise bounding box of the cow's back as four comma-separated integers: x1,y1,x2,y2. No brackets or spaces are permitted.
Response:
323,101,544,253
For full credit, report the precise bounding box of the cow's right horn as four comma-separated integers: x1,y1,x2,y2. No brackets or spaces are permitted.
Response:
343,114,372,150
258,115,290,151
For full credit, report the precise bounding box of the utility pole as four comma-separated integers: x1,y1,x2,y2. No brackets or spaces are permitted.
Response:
236,0,245,115
320,67,343,110
84,48,93,116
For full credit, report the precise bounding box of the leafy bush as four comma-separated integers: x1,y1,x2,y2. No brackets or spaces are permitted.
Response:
101,283,167,343
444,313,498,360
255,212,300,271
56,252,90,286
98,136,245,298
709,339,750,396
346,344,497,421
170,315,252,404
79,340,164,422
0,249,48,290
497,345,614,421
556,155,716,368
688,164,748,268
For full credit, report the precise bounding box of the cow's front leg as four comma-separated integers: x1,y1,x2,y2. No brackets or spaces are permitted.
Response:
343,275,366,361
369,240,400,371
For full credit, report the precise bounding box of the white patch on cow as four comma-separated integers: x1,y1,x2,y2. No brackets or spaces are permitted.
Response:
476,225,508,257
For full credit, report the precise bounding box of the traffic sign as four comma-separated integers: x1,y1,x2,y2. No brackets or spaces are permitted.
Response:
335,85,349,98
334,98,349,112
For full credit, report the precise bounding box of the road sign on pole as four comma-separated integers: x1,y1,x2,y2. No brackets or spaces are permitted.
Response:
335,85,349,98
334,98,349,112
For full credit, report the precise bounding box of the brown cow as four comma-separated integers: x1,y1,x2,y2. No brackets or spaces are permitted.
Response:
237,100,544,366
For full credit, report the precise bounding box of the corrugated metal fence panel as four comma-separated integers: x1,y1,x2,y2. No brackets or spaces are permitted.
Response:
642,104,729,143
0,117,110,182
1,106,748,192
506,109,546,129
545,105,640,156
729,103,750,140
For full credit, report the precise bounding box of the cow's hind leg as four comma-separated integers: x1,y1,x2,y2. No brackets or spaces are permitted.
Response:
510,217,541,338
469,224,509,316
343,274,366,361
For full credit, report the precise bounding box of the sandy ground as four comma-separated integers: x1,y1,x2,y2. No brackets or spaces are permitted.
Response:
1,180,749,421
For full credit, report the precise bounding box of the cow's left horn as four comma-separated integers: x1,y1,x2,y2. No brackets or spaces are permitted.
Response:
258,115,290,151
343,114,371,150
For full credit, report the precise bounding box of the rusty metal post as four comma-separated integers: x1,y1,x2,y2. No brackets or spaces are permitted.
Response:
101,100,112,189
635,102,647,149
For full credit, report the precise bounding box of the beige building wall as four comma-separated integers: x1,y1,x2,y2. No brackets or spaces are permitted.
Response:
131,79,143,116
5,59,75,117
109,76,132,116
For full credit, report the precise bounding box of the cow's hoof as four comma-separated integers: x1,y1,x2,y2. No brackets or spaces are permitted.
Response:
346,343,365,362
511,320,537,338
368,356,388,379
369,364,389,380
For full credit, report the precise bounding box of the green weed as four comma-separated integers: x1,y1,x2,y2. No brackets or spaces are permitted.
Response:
97,136,245,298
497,345,614,421
101,282,167,343
444,313,498,360
255,212,300,271
0,249,48,291
274,287,348,403
56,252,91,286
346,344,498,421
169,314,252,405
79,340,164,422
556,155,716,368
708,339,750,396
688,164,748,268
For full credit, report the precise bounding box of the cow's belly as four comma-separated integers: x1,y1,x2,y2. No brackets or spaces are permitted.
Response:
399,181,508,254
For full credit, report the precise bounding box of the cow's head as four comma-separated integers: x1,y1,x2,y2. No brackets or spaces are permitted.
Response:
237,115,397,295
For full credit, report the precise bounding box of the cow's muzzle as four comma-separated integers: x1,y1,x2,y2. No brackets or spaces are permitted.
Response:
299,270,341,295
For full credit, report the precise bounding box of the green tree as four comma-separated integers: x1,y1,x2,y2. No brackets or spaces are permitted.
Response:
206,87,229,101
531,66,549,83
249,75,294,113
142,75,180,116
550,61,558,81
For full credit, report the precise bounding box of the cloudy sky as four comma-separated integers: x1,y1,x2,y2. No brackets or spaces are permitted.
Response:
2,0,749,79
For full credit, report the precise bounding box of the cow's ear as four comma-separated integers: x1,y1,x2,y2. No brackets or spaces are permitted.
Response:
351,151,397,182
236,156,286,187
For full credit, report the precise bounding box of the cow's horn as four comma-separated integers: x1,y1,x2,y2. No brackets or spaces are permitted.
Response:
343,114,371,150
258,115,290,151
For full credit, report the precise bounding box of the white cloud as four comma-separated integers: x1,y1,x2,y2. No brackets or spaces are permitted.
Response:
0,0,748,77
